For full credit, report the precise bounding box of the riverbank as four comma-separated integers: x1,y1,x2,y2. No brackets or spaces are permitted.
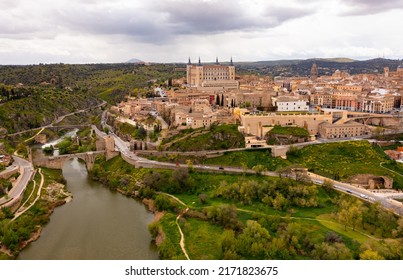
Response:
0,168,71,259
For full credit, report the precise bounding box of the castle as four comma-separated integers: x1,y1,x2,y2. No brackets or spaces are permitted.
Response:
186,57,239,89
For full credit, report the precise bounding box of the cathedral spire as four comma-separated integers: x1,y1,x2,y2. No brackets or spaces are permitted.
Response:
198,57,201,66
187,57,191,65
216,57,219,65
230,57,233,66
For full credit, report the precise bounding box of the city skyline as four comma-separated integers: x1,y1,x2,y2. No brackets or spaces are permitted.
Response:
1,0,403,64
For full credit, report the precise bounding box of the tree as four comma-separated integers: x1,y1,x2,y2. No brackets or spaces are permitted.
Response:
206,204,241,230
219,230,239,259
216,95,220,106
171,168,191,192
360,249,384,260
312,242,353,260
322,179,334,193
154,195,176,211
137,126,147,140
337,199,363,231
252,164,266,175
143,171,163,190
272,193,287,211
237,220,271,259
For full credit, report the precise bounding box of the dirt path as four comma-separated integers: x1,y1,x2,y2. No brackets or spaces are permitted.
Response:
161,130,209,150
176,208,190,260
24,127,45,143
380,162,403,177
236,208,380,241
11,168,44,222
157,191,381,259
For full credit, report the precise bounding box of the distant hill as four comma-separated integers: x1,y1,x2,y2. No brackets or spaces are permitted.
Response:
126,58,144,64
235,58,401,76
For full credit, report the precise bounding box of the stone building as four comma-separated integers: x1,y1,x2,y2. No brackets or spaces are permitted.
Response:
318,121,367,139
348,174,393,189
239,111,332,137
186,57,239,89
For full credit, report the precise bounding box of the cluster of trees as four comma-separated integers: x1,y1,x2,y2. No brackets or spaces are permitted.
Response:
336,197,403,238
213,178,318,210
56,133,96,155
204,204,243,231
0,86,32,103
0,86,100,133
143,169,196,193
215,215,357,260
0,178,12,197
116,122,147,141
0,201,50,255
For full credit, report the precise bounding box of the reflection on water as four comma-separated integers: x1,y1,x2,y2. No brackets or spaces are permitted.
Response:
18,158,158,260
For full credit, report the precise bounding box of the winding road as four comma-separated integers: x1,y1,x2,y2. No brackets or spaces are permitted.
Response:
0,156,35,208
92,123,403,217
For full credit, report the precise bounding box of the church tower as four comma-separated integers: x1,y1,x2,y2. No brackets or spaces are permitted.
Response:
310,62,318,81
384,67,389,78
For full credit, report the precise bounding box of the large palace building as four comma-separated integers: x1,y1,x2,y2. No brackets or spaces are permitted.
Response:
186,57,239,89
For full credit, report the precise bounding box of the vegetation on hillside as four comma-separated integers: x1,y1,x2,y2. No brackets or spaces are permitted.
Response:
55,127,96,155
89,155,403,260
268,126,309,137
0,168,68,259
0,85,100,134
286,141,403,188
265,125,309,144
164,124,245,151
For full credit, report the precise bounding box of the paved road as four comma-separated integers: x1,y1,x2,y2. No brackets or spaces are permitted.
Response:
0,156,34,208
92,124,403,217
308,173,403,216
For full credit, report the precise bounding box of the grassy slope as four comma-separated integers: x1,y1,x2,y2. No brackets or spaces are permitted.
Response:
288,141,403,188
166,124,245,151
203,149,288,171
268,125,309,137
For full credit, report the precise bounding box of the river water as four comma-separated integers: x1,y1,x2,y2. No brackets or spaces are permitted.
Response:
18,157,158,260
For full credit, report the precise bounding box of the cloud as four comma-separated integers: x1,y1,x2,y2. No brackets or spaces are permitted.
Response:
0,0,314,45
53,7,168,42
153,0,313,35
340,0,403,15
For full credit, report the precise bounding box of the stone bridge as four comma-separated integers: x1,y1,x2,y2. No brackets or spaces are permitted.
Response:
33,151,108,171
31,125,119,170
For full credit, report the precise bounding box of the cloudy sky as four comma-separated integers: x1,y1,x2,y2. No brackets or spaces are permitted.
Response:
1,0,402,64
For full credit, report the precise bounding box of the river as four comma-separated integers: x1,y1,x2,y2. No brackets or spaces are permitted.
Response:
18,157,159,260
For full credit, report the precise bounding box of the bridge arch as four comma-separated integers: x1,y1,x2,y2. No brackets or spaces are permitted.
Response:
33,151,106,171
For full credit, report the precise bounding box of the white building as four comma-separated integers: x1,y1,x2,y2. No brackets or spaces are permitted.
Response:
276,97,309,112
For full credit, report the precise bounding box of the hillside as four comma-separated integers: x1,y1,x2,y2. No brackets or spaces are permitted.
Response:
287,141,403,189
0,85,101,134
0,63,184,105
163,124,245,151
